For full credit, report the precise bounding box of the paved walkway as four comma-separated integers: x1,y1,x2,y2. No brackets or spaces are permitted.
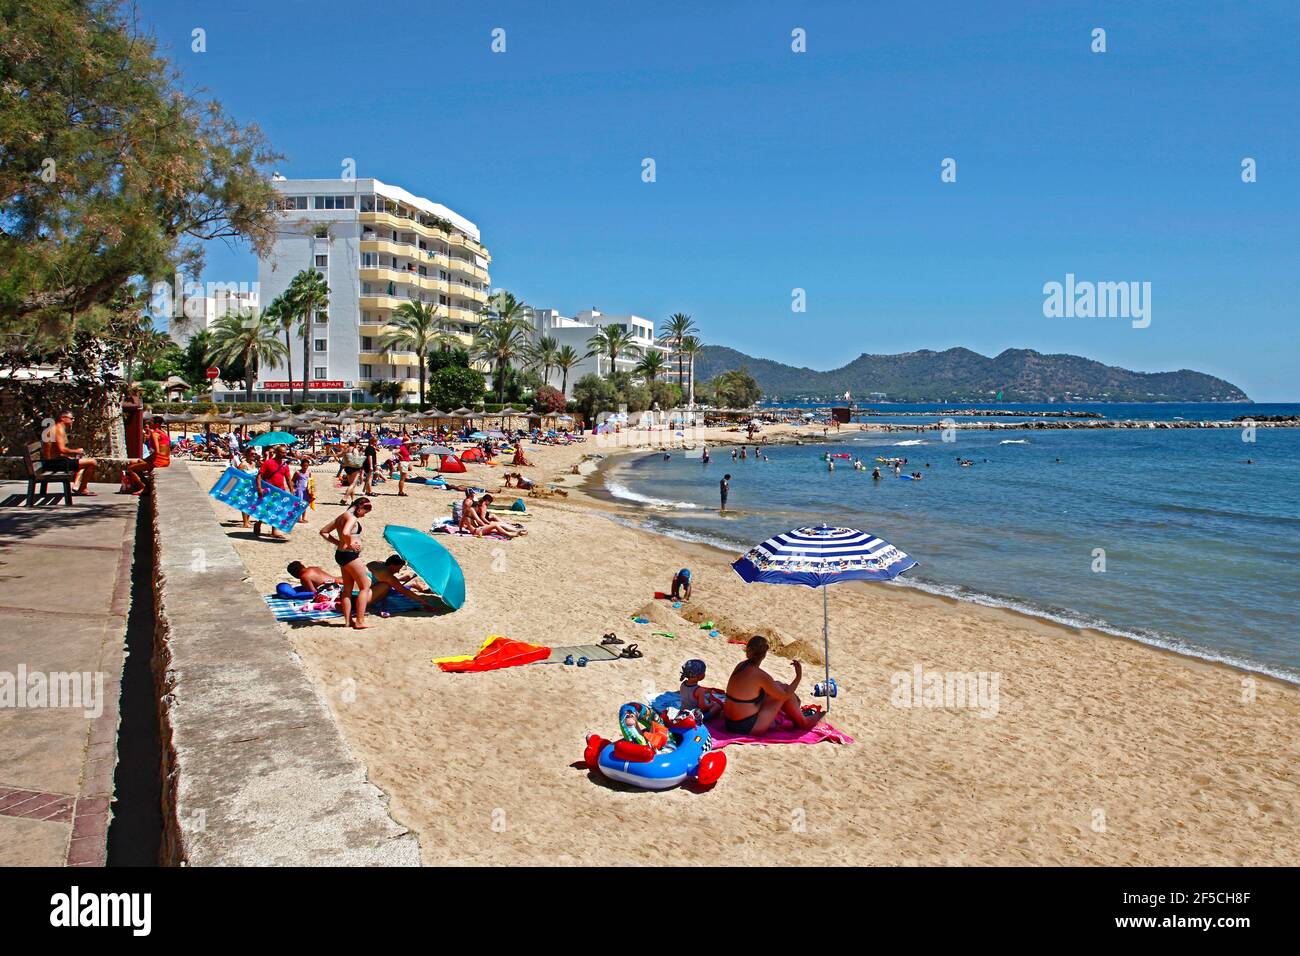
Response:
0,483,137,866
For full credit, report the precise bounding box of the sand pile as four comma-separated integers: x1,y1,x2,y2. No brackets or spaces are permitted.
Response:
633,600,688,631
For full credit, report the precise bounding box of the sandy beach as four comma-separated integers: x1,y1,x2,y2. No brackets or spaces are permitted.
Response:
188,428,1300,866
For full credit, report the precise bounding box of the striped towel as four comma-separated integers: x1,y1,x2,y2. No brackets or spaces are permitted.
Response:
263,592,422,622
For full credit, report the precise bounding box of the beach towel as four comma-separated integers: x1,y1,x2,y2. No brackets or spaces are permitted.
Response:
650,691,853,748
538,644,620,664
263,592,421,623
708,712,853,748
430,516,510,540
436,635,551,673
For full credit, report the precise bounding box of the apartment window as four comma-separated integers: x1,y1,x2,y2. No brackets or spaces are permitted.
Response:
360,195,376,212
315,254,328,267
313,195,355,210
314,366,327,378
279,196,308,211
361,253,377,268
361,337,373,351
314,339,327,352
360,365,372,380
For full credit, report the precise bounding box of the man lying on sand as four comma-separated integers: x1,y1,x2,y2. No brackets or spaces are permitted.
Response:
287,561,341,593
723,635,823,735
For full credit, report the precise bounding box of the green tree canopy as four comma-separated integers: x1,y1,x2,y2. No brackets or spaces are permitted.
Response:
426,365,486,410
0,0,280,342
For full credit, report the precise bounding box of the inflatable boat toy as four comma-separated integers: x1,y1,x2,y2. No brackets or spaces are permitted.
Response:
584,702,726,791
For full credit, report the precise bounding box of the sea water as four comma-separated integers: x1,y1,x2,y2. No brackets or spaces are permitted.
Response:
603,403,1300,682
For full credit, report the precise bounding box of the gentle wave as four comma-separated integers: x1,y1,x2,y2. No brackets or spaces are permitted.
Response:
604,476,701,510
999,439,1030,444
603,513,1300,686
889,577,1300,685
892,439,928,446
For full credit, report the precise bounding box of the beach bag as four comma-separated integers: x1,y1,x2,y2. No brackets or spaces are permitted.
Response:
510,498,526,512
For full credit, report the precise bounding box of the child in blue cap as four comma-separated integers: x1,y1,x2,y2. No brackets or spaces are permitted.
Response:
670,567,692,601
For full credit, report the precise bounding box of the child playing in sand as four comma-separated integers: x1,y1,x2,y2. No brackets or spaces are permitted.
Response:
679,659,725,721
670,568,692,601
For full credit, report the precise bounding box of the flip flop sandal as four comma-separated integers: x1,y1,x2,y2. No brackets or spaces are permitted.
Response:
577,657,589,667
600,634,624,646
619,644,643,659
563,655,575,665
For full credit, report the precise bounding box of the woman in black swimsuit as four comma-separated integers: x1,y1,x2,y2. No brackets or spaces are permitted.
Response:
722,635,822,735
320,497,373,629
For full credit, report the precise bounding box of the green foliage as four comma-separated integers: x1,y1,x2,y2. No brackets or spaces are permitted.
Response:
709,368,762,408
368,380,404,408
571,374,618,421
426,346,470,372
651,380,683,409
0,0,280,342
427,365,486,410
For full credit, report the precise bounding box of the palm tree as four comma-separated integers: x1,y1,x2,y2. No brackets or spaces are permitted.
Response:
553,344,582,397
586,323,640,377
472,316,533,403
527,335,560,389
678,334,704,406
659,312,697,390
286,268,330,404
634,349,667,385
206,310,290,403
369,379,404,408
263,293,294,394
377,300,451,408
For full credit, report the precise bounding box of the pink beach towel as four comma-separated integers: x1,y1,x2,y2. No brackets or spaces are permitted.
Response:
706,712,854,748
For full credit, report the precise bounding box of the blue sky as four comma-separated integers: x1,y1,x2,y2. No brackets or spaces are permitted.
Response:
141,0,1298,400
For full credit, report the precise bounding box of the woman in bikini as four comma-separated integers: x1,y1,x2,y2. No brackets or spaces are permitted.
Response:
722,635,822,736
320,497,373,629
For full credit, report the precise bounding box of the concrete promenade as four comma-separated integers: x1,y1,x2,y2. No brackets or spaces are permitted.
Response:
0,482,136,866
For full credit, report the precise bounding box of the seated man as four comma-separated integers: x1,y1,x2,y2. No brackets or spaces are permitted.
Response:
365,554,445,611
287,560,341,594
41,409,97,496
722,636,823,736
121,416,172,495
670,567,692,601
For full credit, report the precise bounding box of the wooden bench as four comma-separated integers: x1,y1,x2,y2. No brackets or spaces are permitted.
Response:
22,441,75,506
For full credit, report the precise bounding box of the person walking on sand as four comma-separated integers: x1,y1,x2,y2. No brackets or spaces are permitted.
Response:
719,473,730,512
723,635,823,736
253,445,293,539
41,409,98,496
396,435,413,497
320,497,373,629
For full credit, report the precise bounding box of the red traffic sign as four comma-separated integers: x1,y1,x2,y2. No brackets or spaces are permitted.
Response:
205,367,220,380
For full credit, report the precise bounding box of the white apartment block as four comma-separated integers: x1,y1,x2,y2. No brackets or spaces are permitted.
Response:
529,307,670,397
167,289,259,346
232,177,490,404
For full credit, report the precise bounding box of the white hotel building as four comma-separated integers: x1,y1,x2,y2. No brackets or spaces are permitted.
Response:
529,308,669,397
231,177,490,404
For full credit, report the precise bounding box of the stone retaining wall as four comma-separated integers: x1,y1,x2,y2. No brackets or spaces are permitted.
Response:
147,466,419,865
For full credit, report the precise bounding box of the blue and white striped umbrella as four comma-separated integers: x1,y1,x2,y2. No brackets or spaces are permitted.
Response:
732,524,917,587
731,525,917,711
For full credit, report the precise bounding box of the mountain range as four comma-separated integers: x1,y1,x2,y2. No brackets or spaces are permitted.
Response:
692,346,1249,403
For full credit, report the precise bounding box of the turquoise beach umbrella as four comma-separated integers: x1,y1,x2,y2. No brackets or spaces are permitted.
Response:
247,431,297,448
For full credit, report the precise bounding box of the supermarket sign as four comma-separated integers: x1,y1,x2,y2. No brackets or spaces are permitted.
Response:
258,380,347,390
